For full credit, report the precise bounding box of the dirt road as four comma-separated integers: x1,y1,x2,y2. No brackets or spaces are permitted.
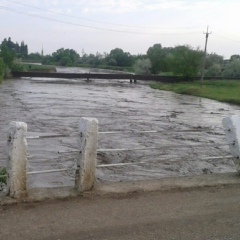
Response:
1,183,240,240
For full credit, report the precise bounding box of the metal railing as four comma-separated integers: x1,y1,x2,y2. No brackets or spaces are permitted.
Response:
22,128,233,174
2,117,237,200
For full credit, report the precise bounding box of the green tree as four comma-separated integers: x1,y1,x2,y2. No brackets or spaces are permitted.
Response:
1,37,28,58
134,59,152,75
27,52,43,62
168,45,203,78
205,63,222,77
205,53,223,70
230,55,240,61
146,44,162,74
0,44,15,68
19,41,28,58
59,56,72,66
222,59,240,78
51,48,80,66
0,58,5,81
41,54,53,65
106,48,132,66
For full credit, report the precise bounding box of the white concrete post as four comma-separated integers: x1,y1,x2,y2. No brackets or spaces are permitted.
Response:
75,118,98,191
7,121,28,198
222,115,240,174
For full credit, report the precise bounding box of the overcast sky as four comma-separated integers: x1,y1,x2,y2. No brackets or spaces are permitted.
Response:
0,0,239,59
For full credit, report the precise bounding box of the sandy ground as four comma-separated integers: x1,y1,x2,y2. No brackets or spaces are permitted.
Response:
0,67,240,189
1,183,240,240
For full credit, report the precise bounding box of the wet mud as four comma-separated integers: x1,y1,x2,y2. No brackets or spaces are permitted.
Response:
0,67,239,189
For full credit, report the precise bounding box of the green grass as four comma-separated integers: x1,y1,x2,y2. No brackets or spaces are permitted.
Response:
22,63,56,72
150,80,240,105
0,167,7,184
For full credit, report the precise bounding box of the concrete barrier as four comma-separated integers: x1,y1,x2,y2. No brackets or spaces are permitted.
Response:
75,118,98,191
4,118,99,199
222,115,240,174
7,121,28,199
5,115,236,199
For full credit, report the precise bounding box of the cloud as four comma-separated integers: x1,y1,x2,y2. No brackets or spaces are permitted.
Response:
74,0,220,14
0,0,221,16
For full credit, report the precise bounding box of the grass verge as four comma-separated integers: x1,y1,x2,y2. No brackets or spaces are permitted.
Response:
150,80,240,105
22,63,56,72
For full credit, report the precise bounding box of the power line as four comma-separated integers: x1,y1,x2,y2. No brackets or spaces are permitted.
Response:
0,6,202,36
211,28,240,43
0,6,148,34
1,0,205,31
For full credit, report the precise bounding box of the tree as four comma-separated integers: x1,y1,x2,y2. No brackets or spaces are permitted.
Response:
50,48,80,66
28,52,43,62
0,58,5,81
1,38,28,58
59,56,72,66
41,54,53,65
168,45,203,78
222,59,240,78
205,63,222,77
106,48,132,66
134,59,152,75
230,55,240,61
146,44,162,74
205,53,223,70
0,44,15,68
20,41,28,58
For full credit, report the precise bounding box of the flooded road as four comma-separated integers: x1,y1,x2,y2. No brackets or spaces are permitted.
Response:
0,67,239,189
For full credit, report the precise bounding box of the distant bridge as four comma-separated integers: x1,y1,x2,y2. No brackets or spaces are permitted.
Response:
11,71,186,83
12,71,236,83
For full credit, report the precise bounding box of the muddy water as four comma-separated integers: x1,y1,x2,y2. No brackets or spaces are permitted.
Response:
0,67,239,189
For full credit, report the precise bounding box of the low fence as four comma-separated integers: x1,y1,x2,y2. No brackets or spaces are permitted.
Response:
1,115,240,199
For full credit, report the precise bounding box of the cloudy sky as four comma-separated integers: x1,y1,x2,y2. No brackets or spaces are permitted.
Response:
0,0,239,59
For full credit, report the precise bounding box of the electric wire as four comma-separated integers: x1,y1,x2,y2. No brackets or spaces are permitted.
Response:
2,0,205,30
0,6,201,35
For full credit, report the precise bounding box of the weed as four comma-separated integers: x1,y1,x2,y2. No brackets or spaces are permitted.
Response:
0,167,7,185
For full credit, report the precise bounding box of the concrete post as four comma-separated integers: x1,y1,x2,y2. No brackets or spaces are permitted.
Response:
222,115,240,174
75,118,98,191
7,121,28,198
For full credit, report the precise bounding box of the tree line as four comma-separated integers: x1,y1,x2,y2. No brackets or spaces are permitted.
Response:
0,37,28,80
1,37,240,81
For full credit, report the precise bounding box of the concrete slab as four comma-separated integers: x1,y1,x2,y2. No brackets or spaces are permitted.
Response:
1,172,240,204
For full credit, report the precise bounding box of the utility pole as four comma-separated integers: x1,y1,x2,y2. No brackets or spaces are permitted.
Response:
41,44,44,57
200,26,212,86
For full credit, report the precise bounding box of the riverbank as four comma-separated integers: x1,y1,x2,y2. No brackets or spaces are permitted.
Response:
151,80,240,105
22,63,56,72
